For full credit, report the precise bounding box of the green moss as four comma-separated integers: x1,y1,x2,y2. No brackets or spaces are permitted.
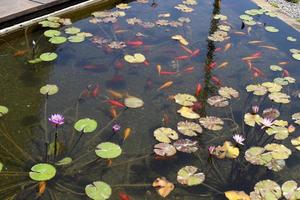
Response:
269,2,279,8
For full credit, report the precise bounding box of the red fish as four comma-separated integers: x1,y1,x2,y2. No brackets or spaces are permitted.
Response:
119,192,132,200
175,55,190,61
195,83,202,96
208,62,217,69
143,60,150,66
183,66,194,73
211,76,222,86
192,102,203,111
252,67,264,77
283,69,290,77
108,99,125,108
180,45,193,55
214,47,222,52
160,71,178,75
191,49,200,57
126,40,143,47
112,75,124,82
92,84,100,97
249,51,262,58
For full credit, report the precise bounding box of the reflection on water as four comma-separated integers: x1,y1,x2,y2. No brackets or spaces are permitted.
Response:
1,0,300,199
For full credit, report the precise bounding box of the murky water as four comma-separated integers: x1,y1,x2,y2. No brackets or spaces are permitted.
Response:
1,0,300,199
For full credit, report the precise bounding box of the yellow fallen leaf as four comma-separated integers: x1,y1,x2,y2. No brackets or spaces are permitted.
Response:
225,190,250,200
124,53,146,63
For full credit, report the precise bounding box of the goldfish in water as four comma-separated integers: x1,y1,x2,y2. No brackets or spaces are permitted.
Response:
107,90,123,99
218,61,229,68
208,62,217,69
224,43,232,52
195,83,202,96
143,60,150,66
175,55,190,61
14,49,28,57
126,40,143,47
119,192,132,200
180,45,193,55
157,81,174,91
107,159,113,167
123,128,132,141
160,71,177,75
110,107,117,119
157,64,161,75
115,29,129,34
191,49,200,57
283,69,290,77
37,181,47,197
233,31,246,35
115,60,125,70
248,40,263,44
259,45,278,50
183,66,194,73
252,67,264,77
108,99,125,108
211,76,221,86
214,47,222,52
245,60,252,70
278,61,288,65
92,84,100,97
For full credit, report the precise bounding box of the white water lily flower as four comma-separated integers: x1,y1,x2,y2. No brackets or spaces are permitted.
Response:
233,134,245,145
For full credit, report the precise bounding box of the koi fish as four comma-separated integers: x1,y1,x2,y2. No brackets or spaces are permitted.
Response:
191,49,200,57
233,31,246,35
37,181,46,197
283,69,290,77
278,61,288,65
214,47,222,52
144,60,150,66
245,60,252,70
108,99,125,108
218,61,229,68
183,66,194,73
211,76,221,86
195,83,202,96
259,45,278,50
248,40,263,44
224,43,232,52
208,62,217,69
175,55,190,61
252,67,264,77
126,40,143,47
123,128,132,141
157,81,173,91
107,90,123,99
92,84,100,97
119,192,132,200
160,71,178,75
162,112,170,126
115,29,129,34
157,64,161,75
249,51,262,58
180,45,193,55
107,159,112,167
110,107,117,118
14,49,28,57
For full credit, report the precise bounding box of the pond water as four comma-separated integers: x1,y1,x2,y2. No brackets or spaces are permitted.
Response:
1,0,300,199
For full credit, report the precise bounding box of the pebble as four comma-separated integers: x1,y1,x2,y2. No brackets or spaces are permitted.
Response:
267,0,300,18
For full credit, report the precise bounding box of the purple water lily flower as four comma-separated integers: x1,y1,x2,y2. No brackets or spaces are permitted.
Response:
208,146,216,155
261,118,273,129
48,114,64,126
233,134,245,145
112,124,121,132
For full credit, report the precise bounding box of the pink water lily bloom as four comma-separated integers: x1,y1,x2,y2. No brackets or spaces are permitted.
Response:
233,134,245,145
261,118,273,129
48,114,64,126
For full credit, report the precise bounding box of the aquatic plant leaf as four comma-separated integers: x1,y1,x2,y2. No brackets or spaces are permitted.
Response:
225,191,250,200
183,0,197,5
68,35,85,43
152,177,174,198
77,32,93,37
172,35,189,45
244,113,262,127
245,147,266,165
262,82,282,93
292,112,300,125
56,157,72,166
264,143,291,160
39,52,57,61
44,29,61,37
124,97,144,108
218,87,239,99
153,143,176,156
39,20,60,28
47,16,60,22
173,139,198,153
177,121,202,136
108,41,126,49
291,136,300,150
28,58,43,64
85,181,112,200
245,8,264,15
49,36,67,44
0,105,8,117
268,92,290,104
65,27,81,34
266,159,285,172
74,118,97,133
284,77,296,84
154,127,178,143
174,4,194,13
287,36,297,42
223,141,239,159
47,142,62,156
266,126,289,140
29,163,56,181
265,26,279,32
177,106,200,119
0,162,3,172
124,53,146,63
270,65,282,71
265,11,277,17
292,53,300,61
273,120,288,127
239,14,253,21
274,78,289,86
246,84,267,96
207,95,229,107
262,108,280,119
218,25,231,32
250,180,282,200
116,3,131,9
174,93,197,106
177,166,205,186
281,180,300,200
290,49,300,54
40,84,58,95
244,20,256,26
95,142,122,159
199,116,223,130
214,14,227,20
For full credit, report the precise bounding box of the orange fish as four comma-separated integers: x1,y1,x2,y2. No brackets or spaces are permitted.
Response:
218,61,229,68
115,29,129,34
119,192,132,200
37,181,47,197
214,47,222,52
108,99,125,108
248,40,263,44
157,64,161,75
208,62,217,69
157,81,173,91
162,112,170,126
195,83,202,96
180,45,193,55
160,71,177,75
191,49,200,57
252,67,264,77
183,66,194,73
107,90,123,99
144,60,150,66
175,55,190,61
278,61,288,65
233,31,246,35
14,49,28,57
123,128,132,141
211,76,221,86
126,40,143,47
259,45,278,50
110,107,117,118
92,84,100,97
224,43,232,52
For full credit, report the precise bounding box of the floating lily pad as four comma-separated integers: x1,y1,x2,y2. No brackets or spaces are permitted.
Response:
174,93,197,106
171,35,189,45
264,143,291,160
49,36,67,44
270,65,282,71
0,105,8,117
74,118,97,133
291,136,300,150
56,157,72,166
239,14,253,21
250,180,282,200
292,53,300,61
281,180,300,200
124,97,144,108
39,52,58,61
177,121,202,136
246,84,267,96
177,166,205,186
266,126,289,140
199,116,223,131
287,36,297,42
44,30,61,37
116,3,131,9
47,141,62,156
152,177,174,198
153,143,176,156
274,78,288,86
154,127,178,143
40,84,59,95
85,181,112,200
225,190,250,200
262,82,282,93
292,112,300,125
207,95,229,107
218,87,239,99
39,20,60,28
28,58,43,64
265,12,277,17
65,27,81,34
0,162,3,172
244,20,256,26
262,108,280,119
68,35,85,43
290,49,300,54
173,139,198,153
47,16,60,22
268,92,290,104
29,163,56,181
213,14,228,20
177,106,200,119
95,142,122,159
265,26,279,32
124,53,146,63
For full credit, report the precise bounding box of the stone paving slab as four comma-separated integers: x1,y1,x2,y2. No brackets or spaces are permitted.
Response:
0,0,70,23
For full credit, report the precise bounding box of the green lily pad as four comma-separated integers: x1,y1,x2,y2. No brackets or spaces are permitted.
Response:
154,127,178,143
0,105,8,117
266,126,289,140
49,36,67,44
95,142,122,159
0,162,3,172
282,180,300,200
287,36,297,42
85,181,112,200
245,9,263,16
246,84,268,96
239,14,253,21
292,53,300,61
265,26,279,32
29,163,56,181
74,118,97,133
250,180,282,200
177,166,205,186
290,49,300,54
56,157,72,166
68,35,85,43
265,12,277,17
47,16,60,22
28,58,43,64
40,84,59,95
268,92,290,104
44,30,61,37
38,20,60,28
270,65,282,71
65,27,81,34
244,20,256,26
39,52,58,61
